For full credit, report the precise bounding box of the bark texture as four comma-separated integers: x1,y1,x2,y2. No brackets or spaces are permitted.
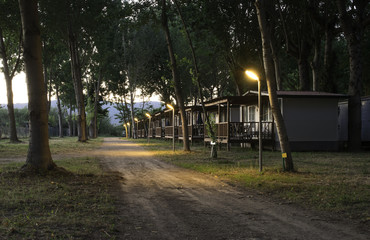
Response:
56,85,63,137
336,0,366,151
256,0,294,171
68,24,87,142
0,28,21,143
173,0,216,155
19,0,55,171
161,0,190,151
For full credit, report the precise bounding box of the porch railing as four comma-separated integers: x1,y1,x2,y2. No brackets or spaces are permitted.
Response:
204,121,274,140
165,126,178,138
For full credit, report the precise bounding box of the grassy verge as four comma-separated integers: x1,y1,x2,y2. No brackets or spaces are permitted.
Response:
134,138,370,224
0,137,103,158
0,137,121,239
0,157,121,240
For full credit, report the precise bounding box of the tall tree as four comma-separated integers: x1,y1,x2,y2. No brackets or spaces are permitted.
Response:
255,0,294,171
336,0,370,151
0,1,22,143
278,0,313,91
173,0,217,156
160,0,190,151
18,0,56,172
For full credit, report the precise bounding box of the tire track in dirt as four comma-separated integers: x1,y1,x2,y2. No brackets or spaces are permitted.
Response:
97,137,368,240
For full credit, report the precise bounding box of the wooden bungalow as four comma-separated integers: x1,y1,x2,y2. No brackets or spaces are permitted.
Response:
203,96,275,150
163,108,179,139
136,120,146,138
338,95,370,148
178,106,205,143
153,111,164,139
244,91,348,151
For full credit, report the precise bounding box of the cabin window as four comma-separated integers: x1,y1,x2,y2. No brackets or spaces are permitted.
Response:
262,102,272,121
247,106,256,122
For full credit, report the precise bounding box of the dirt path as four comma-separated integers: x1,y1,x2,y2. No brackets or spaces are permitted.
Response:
97,138,368,240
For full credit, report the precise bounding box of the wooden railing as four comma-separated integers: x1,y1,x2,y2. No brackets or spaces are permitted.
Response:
165,126,178,138
204,122,274,141
155,127,164,137
229,122,274,140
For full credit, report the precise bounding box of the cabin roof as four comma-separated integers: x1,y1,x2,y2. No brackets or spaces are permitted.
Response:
244,90,348,98
204,96,256,107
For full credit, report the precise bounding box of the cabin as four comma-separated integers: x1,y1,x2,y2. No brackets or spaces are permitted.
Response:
136,120,146,138
202,96,275,150
164,108,179,139
338,96,370,148
178,106,205,143
244,91,348,151
153,111,164,138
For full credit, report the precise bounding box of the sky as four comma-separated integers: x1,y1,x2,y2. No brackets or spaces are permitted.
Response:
0,71,161,105
0,72,29,104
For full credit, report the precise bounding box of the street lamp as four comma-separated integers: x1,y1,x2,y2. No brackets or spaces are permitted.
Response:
127,122,130,138
166,103,175,152
145,113,151,143
134,118,139,139
245,70,263,172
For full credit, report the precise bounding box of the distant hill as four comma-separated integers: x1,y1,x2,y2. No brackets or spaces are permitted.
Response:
3,100,163,126
103,101,163,125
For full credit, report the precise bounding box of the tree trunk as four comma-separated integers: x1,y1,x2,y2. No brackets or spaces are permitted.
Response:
56,85,63,138
311,35,321,91
18,0,55,172
68,106,73,137
160,0,190,151
91,73,101,138
347,42,362,151
0,28,20,143
323,25,335,92
336,0,364,152
270,40,282,90
298,50,311,91
255,0,294,171
173,0,215,155
130,89,136,139
68,24,87,142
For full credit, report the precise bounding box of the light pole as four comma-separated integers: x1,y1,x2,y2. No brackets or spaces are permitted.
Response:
145,113,151,143
166,103,175,152
134,118,139,139
127,122,130,138
245,70,263,172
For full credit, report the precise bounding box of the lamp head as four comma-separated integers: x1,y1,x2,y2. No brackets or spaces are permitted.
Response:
166,104,174,110
145,113,151,118
127,122,130,126
134,118,138,122
245,70,259,81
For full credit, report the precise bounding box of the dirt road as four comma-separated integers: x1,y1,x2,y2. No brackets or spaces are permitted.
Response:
97,138,368,240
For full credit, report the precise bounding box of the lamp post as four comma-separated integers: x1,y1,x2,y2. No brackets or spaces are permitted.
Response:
245,70,263,172
166,103,175,152
145,113,151,143
127,122,130,138
134,118,139,139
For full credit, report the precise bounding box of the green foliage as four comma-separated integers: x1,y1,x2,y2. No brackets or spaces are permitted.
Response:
98,115,124,137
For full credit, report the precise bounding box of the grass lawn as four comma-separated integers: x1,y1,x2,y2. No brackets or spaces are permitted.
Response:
134,138,370,224
0,137,121,239
0,137,103,158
